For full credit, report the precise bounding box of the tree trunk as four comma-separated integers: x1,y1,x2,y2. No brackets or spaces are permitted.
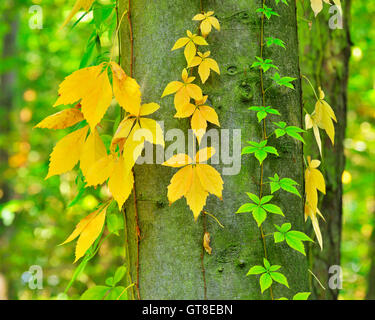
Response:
0,6,18,204
297,0,351,299
120,0,308,299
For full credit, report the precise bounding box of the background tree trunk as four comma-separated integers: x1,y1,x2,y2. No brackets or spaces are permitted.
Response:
0,5,18,204
120,0,309,299
297,0,351,299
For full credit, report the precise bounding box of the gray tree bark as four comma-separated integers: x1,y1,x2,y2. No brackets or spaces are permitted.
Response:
297,0,351,299
120,0,308,299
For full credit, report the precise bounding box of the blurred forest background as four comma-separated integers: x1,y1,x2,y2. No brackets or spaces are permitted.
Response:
0,0,374,300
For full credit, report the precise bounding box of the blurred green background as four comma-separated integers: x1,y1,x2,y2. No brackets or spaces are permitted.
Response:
0,0,374,299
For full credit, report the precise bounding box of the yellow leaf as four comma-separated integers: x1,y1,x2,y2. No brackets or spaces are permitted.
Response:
191,52,220,83
74,204,108,262
195,147,215,163
315,99,336,145
60,209,98,245
174,87,190,110
191,109,207,144
174,103,196,118
194,11,220,36
188,56,203,68
203,232,212,254
305,203,323,250
161,81,184,98
167,165,193,203
60,0,94,29
110,62,141,116
54,63,113,130
85,154,115,187
184,41,196,64
108,155,134,209
310,0,331,17
304,156,326,249
186,83,203,101
199,105,220,126
46,126,88,179
185,167,208,220
34,108,84,130
200,19,212,37
140,103,160,116
192,35,208,46
111,117,136,151
164,149,223,220
139,118,165,147
305,113,322,156
196,164,223,199
171,37,190,50
192,13,205,21
208,16,220,31
80,128,107,178
122,122,145,170
162,154,193,167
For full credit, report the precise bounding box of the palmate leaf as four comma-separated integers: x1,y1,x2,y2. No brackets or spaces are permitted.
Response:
273,223,313,255
271,72,296,89
268,173,301,197
273,121,306,143
265,37,286,49
236,193,284,226
256,5,280,19
249,106,281,122
247,259,289,294
242,140,279,165
251,57,279,72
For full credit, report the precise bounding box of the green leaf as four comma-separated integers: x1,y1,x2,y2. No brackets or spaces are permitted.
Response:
246,192,260,204
287,230,313,242
255,149,268,164
236,203,257,213
274,231,285,243
263,146,279,155
105,286,128,300
257,111,268,122
266,36,286,48
280,223,292,233
105,277,114,286
113,266,127,286
107,212,124,235
80,285,110,300
293,292,311,300
269,265,281,272
260,273,273,293
285,235,306,255
263,258,271,270
262,204,284,215
284,231,313,255
272,72,296,89
252,207,267,226
247,265,267,275
270,272,289,288
260,195,273,204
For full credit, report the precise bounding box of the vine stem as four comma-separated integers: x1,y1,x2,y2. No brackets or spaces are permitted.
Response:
125,0,141,300
199,0,208,301
258,0,274,301
201,213,208,300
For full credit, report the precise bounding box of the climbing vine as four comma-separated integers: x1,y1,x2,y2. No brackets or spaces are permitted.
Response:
236,0,339,299
161,9,223,222
35,0,165,299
